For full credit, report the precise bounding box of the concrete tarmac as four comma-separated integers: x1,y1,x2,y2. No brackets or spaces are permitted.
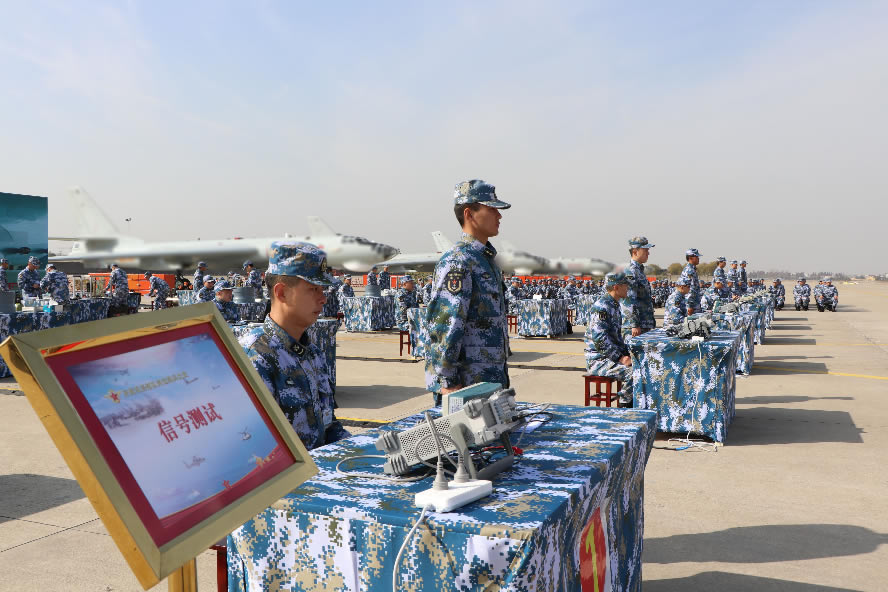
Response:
1,283,886,590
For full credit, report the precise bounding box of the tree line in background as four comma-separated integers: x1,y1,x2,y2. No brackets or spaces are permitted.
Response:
647,262,854,281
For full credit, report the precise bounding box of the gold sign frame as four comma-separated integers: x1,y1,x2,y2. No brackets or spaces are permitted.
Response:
0,303,317,589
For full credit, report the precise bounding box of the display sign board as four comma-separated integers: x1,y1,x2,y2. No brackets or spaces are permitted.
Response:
0,303,317,589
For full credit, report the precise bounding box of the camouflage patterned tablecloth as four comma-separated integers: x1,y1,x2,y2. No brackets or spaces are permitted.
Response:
702,312,756,375
0,299,112,377
741,301,768,344
628,328,740,443
516,299,569,337
227,405,657,592
574,295,596,326
341,296,394,332
234,301,267,322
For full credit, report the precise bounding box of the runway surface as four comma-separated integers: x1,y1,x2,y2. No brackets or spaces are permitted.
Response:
1,282,885,591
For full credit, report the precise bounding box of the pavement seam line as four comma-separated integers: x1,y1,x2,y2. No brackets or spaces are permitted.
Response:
0,517,101,554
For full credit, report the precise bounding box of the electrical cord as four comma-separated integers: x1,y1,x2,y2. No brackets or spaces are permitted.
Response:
392,504,432,592
666,342,718,452
335,455,434,482
514,403,554,450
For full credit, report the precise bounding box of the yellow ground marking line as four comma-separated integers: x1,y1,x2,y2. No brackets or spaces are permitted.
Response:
812,343,888,347
337,416,389,423
754,365,888,381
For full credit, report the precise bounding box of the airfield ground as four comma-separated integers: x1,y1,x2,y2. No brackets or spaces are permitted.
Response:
1,282,886,591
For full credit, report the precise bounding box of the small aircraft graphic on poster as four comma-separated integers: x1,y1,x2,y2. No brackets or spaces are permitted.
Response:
239,429,251,441
182,456,206,469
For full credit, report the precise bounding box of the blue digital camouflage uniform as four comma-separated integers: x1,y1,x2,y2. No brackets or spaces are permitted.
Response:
193,265,207,292
366,269,378,286
109,267,129,308
197,282,215,302
378,270,390,289
793,282,811,307
726,265,739,294
239,316,348,450
713,265,727,285
621,259,656,339
147,275,170,309
17,266,41,298
425,233,509,394
739,263,748,291
583,275,633,397
700,285,730,312
213,280,241,323
663,289,687,329
771,282,786,308
679,261,700,313
337,282,354,308
39,268,70,303
246,269,263,292
0,261,8,291
421,280,433,304
396,286,418,330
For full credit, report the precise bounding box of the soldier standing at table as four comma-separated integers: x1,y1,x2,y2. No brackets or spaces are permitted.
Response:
701,277,729,312
583,272,634,405
145,272,170,309
378,266,391,290
243,260,263,294
679,249,701,315
107,263,130,313
0,258,9,292
621,236,656,341
17,256,42,298
713,257,727,284
396,275,419,330
664,277,691,330
197,276,216,302
40,264,70,304
213,279,241,323
426,179,511,406
505,277,523,314
337,275,355,307
193,261,208,292
366,266,379,287
739,260,749,292
238,241,348,450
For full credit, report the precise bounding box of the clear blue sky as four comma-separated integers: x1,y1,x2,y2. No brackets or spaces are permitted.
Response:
1,1,885,274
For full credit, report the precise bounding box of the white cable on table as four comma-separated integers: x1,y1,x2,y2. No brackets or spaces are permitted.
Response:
392,504,432,592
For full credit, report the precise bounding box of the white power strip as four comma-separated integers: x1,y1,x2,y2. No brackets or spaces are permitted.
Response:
414,480,492,512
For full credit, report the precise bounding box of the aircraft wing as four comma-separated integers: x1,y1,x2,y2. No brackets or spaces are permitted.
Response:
51,242,260,262
376,253,441,273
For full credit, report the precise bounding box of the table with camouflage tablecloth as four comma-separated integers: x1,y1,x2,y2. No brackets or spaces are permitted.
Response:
574,295,597,326
228,318,340,390
697,312,756,375
406,306,428,360
227,404,657,592
516,299,569,337
628,328,741,443
0,299,112,377
741,301,768,345
341,296,394,332
234,301,266,322
176,290,199,306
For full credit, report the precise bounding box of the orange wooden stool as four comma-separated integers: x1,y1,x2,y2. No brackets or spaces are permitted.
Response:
399,330,411,356
584,375,623,407
507,315,518,334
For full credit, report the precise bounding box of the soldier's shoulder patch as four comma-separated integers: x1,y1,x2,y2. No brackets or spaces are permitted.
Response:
445,270,464,294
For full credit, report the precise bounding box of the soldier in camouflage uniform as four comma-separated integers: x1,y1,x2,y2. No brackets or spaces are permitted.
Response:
726,260,739,293
337,275,355,309
421,277,433,304
822,278,839,311
621,236,656,341
396,275,419,330
739,260,749,292
40,264,70,303
145,272,170,309
583,272,633,404
378,266,391,290
366,266,379,287
17,256,42,298
679,248,701,315
701,277,729,312
213,279,241,323
770,279,786,310
0,258,9,292
664,277,690,330
193,261,208,292
505,277,523,314
238,241,348,450
243,260,264,295
425,179,511,406
107,263,130,313
713,257,727,284
197,276,216,302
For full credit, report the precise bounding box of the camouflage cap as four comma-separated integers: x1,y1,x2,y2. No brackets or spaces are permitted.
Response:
604,272,629,288
204,275,216,284
45,263,55,270
713,276,724,284
775,278,782,282
740,260,747,265
628,236,655,249
799,277,807,281
675,276,690,286
214,279,233,292
453,180,511,209
28,256,40,265
824,277,831,282
267,241,334,286
198,261,207,267
402,275,414,283
143,271,152,277
243,260,254,269
730,259,738,265
0,258,8,264
686,248,700,257
716,256,726,263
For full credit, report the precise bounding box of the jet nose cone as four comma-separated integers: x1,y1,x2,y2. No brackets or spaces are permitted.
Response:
380,244,399,260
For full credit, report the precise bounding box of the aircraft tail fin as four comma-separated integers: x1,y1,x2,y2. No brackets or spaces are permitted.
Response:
431,231,453,252
307,216,337,237
66,186,142,246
